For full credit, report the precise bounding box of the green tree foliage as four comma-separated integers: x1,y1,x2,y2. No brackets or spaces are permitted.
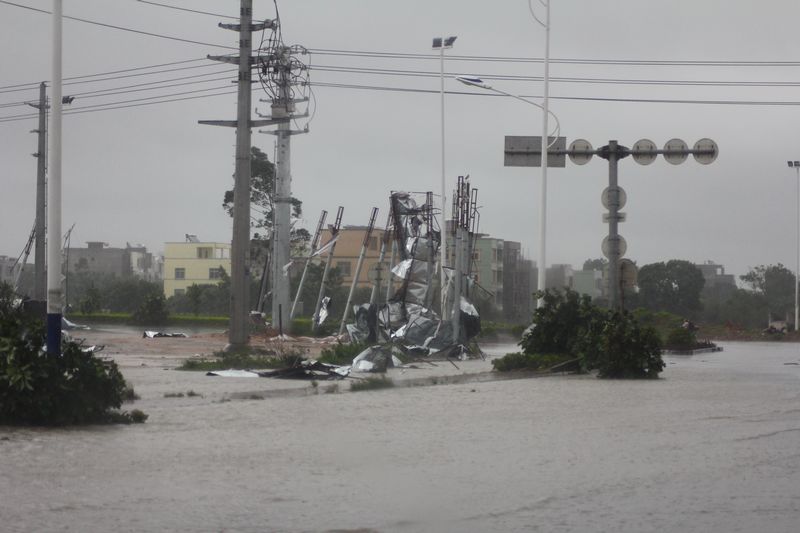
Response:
637,260,705,317
66,272,163,314
582,258,608,271
740,264,796,319
0,282,139,425
132,293,169,325
222,146,310,247
520,289,602,356
515,289,664,379
579,311,664,378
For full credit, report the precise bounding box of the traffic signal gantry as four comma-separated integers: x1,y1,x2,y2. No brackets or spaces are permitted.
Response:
504,136,718,310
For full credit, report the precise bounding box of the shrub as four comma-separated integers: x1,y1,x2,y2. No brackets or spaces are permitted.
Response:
350,376,395,392
579,311,664,379
132,293,169,325
514,289,665,379
664,327,697,350
491,352,575,372
520,289,605,356
318,342,366,365
0,283,143,425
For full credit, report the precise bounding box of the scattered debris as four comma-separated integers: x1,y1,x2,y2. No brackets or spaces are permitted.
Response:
143,331,188,339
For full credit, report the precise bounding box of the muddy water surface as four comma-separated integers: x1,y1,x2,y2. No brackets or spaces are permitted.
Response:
2,341,800,532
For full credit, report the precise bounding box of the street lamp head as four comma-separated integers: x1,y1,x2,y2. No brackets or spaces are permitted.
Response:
432,35,457,49
789,161,795,167
456,75,489,89
795,161,800,167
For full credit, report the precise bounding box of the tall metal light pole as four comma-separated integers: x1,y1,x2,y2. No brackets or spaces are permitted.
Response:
789,160,800,331
432,35,456,313
538,1,551,306
46,0,63,355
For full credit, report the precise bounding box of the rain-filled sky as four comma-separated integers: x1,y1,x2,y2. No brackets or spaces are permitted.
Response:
2,0,800,279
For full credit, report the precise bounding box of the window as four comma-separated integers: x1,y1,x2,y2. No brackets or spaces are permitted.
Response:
336,261,352,277
174,288,185,296
368,236,378,251
197,247,212,259
472,250,481,261
175,267,185,280
209,267,223,280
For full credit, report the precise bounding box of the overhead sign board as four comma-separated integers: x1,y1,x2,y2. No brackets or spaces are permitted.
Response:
504,136,566,167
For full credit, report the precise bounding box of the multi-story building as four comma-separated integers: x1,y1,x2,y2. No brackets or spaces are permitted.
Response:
318,226,386,289
546,263,574,291
65,241,158,280
472,235,505,311
163,238,231,297
0,255,18,286
572,269,603,299
695,260,736,294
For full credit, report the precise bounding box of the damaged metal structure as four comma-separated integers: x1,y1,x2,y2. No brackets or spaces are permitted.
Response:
346,183,482,366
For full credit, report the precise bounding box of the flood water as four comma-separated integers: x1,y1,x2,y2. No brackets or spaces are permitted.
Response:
2,341,800,532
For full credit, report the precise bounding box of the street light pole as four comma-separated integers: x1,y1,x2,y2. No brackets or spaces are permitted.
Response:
789,160,800,332
538,0,551,306
432,35,456,315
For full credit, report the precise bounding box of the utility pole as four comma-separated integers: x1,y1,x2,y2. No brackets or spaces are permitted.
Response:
258,43,310,333
199,1,280,350
29,82,48,301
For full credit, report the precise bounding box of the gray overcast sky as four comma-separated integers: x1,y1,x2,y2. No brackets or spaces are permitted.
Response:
2,0,800,278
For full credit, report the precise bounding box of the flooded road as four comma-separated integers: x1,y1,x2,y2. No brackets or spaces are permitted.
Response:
2,341,800,532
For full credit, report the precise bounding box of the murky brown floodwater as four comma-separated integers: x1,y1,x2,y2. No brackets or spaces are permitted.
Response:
2,341,800,532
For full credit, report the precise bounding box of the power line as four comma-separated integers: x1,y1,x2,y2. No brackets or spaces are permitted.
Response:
0,67,235,109
0,58,212,93
310,63,800,88
135,0,238,20
309,48,800,67
0,0,237,50
311,81,800,106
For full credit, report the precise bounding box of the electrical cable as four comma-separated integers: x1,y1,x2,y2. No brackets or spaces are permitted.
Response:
0,0,237,50
135,0,238,20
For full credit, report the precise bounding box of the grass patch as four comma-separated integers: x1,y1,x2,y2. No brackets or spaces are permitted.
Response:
318,342,366,366
492,352,577,372
350,376,395,392
178,349,305,371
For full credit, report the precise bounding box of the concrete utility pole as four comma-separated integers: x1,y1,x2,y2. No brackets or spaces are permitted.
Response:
263,45,302,334
46,0,63,355
199,2,280,350
29,82,48,301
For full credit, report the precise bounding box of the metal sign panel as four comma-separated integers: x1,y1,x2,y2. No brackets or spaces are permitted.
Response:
568,139,593,165
631,138,658,166
504,136,566,167
601,186,627,210
693,138,718,165
663,138,689,165
601,235,627,259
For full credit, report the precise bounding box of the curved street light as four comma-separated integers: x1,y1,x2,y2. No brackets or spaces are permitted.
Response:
455,76,561,144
